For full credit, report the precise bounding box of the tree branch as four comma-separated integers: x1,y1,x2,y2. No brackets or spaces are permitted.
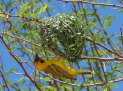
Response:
80,57,123,62
0,36,42,91
1,32,123,62
41,72,123,87
0,70,10,91
85,37,123,57
58,0,123,8
0,32,42,48
0,12,42,23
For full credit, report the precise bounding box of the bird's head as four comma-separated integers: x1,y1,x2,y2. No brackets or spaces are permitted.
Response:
34,54,44,63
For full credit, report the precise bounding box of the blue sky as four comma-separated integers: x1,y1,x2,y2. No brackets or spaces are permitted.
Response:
0,0,123,90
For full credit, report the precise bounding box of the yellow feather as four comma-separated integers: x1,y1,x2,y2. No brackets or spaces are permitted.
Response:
34,55,91,80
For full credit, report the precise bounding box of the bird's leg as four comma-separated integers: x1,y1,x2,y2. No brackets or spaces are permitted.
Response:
50,80,61,91
51,80,57,86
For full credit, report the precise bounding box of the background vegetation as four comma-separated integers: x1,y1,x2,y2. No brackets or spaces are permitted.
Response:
0,0,123,91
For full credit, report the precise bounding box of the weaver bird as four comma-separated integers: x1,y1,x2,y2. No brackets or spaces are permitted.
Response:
34,54,91,80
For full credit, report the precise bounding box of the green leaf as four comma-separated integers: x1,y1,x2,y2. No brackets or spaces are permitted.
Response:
41,77,51,82
17,2,31,16
113,64,123,70
103,82,117,91
39,4,48,14
104,16,114,27
8,68,16,74
15,78,26,88
0,85,3,91
45,86,57,91
0,14,6,18
23,88,30,91
119,10,123,13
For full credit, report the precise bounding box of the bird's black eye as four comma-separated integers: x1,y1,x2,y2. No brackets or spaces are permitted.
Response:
40,59,44,63
34,54,45,63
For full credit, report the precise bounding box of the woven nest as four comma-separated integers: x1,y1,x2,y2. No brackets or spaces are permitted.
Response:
38,14,88,61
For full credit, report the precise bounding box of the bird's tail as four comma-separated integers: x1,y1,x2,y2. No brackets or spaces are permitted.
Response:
76,71,92,75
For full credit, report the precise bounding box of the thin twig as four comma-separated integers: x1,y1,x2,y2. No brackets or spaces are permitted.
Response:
41,72,123,87
85,37,123,57
0,70,10,91
80,57,123,62
58,0,123,8
0,12,42,23
0,32,42,48
92,5,115,53
1,32,123,62
0,36,42,91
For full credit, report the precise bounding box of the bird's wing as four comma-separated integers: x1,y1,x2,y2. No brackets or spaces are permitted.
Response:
45,64,76,80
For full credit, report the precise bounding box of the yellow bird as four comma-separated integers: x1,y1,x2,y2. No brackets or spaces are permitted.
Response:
34,54,91,80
